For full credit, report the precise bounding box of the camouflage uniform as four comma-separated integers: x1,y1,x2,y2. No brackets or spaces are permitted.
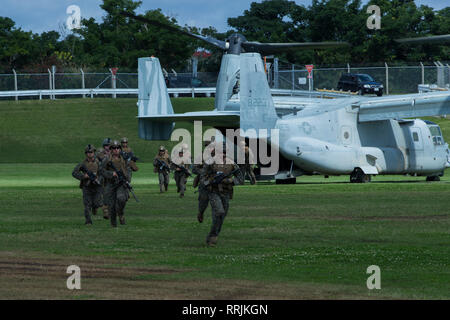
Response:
192,162,209,222
121,137,139,176
72,145,102,224
192,141,215,223
96,138,112,219
204,156,243,246
100,141,131,227
238,142,256,185
153,146,171,193
171,151,191,198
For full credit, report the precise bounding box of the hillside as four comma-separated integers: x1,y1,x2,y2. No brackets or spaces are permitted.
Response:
0,98,214,163
0,97,449,163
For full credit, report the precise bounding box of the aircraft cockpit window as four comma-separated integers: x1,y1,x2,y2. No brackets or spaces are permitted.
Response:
428,125,444,145
412,132,419,142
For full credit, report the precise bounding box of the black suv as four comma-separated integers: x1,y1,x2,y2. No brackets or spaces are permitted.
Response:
337,73,384,96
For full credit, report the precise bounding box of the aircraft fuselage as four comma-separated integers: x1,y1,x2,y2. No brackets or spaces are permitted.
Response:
276,106,450,176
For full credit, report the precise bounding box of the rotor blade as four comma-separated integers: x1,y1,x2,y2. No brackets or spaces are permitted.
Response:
120,11,228,50
241,41,350,54
395,34,450,44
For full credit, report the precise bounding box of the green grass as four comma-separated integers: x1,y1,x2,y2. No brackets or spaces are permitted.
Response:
1,98,449,163
0,98,214,163
0,98,449,299
0,163,449,299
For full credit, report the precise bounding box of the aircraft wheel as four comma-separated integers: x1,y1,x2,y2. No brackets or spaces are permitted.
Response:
275,178,296,184
350,168,370,183
426,176,440,182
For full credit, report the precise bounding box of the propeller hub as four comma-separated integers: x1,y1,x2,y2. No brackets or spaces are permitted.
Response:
226,34,247,55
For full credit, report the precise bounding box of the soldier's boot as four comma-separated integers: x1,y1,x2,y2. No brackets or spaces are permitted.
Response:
197,212,204,223
180,193,184,198
206,236,218,247
102,205,109,219
119,215,126,225
85,217,93,225
164,184,168,192
111,217,117,228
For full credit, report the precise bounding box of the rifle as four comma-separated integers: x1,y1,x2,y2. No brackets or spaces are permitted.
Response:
206,167,242,186
109,162,139,203
172,162,191,177
155,158,170,172
121,151,139,163
79,165,100,186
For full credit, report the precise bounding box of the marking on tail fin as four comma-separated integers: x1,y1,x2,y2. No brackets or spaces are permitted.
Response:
240,53,278,138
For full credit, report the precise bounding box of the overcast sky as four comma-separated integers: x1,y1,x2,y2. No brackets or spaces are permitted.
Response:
1,0,448,35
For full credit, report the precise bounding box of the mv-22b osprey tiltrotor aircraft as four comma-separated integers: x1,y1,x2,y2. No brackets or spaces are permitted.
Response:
123,12,450,183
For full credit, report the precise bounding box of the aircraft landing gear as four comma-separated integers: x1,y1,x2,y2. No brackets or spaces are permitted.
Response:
426,176,440,182
275,178,296,184
350,168,371,183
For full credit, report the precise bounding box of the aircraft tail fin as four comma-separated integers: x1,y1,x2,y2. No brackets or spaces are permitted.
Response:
137,57,174,140
239,53,278,138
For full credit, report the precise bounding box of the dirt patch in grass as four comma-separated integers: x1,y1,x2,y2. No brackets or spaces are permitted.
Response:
0,251,386,300
361,214,450,221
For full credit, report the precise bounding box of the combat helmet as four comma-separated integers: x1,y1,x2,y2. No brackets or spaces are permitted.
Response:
85,144,96,153
159,145,166,152
111,140,121,149
121,137,128,144
102,137,112,147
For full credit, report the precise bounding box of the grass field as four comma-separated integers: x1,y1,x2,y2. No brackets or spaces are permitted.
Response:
0,98,449,300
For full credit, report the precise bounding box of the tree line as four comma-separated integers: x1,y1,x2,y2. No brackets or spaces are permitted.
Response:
0,0,448,73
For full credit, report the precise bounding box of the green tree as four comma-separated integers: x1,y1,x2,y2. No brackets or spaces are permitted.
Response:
0,17,36,71
72,0,196,71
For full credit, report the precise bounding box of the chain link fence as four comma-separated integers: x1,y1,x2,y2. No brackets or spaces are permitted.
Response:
1,61,449,99
274,62,449,94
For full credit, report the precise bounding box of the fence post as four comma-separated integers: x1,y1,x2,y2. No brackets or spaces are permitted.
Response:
110,68,117,98
80,68,85,98
420,62,424,84
274,58,279,89
347,63,350,73
385,62,389,95
435,61,444,88
12,69,18,101
52,65,56,100
48,68,52,100
192,57,198,80
291,64,295,92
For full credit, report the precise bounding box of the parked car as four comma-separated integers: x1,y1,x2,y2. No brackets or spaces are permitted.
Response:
337,73,384,96
166,75,205,88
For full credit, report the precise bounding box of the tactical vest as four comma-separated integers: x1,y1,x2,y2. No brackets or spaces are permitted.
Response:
207,161,236,195
105,156,128,183
154,154,170,173
79,159,99,188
